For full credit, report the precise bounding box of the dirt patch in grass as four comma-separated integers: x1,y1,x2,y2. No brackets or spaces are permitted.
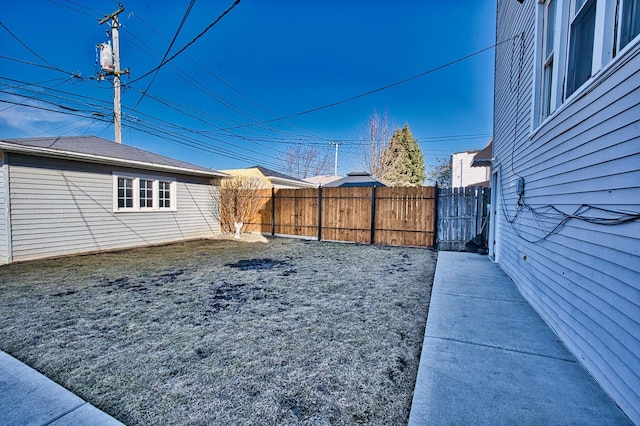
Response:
0,237,436,425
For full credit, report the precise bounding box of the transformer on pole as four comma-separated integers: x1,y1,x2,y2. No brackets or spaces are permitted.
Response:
98,4,128,144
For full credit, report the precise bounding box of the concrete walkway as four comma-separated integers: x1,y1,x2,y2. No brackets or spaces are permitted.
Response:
409,251,632,425
0,351,123,425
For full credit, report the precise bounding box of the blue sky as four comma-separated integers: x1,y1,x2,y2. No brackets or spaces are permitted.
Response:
1,0,497,176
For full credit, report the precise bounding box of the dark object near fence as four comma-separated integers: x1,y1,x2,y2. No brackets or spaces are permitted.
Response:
436,186,490,252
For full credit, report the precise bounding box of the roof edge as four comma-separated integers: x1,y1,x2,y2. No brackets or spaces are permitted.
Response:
0,142,227,178
269,177,318,187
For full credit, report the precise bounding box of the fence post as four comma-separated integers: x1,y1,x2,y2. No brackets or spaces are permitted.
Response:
271,186,275,236
434,184,439,248
370,185,377,244
475,187,483,236
317,186,323,241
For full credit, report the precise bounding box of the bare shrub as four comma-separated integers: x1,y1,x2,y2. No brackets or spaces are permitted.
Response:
211,175,270,235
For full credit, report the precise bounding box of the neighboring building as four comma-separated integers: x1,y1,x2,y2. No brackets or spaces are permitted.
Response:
471,138,493,184
303,174,343,187
492,1,639,423
451,150,490,188
221,166,316,189
322,171,386,188
0,136,226,264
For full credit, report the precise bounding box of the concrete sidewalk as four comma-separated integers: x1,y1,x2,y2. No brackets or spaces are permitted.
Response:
409,251,632,425
0,350,123,426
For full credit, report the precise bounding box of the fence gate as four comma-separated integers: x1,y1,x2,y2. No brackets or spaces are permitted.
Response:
436,186,490,251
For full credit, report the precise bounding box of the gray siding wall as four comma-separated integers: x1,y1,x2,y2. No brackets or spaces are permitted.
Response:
7,154,220,262
0,152,7,264
493,1,640,424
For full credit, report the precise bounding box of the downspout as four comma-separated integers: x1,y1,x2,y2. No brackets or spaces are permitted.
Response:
370,185,377,244
317,185,323,241
2,152,12,264
271,186,276,236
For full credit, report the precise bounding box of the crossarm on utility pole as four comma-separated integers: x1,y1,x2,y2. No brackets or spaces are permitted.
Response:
99,4,126,144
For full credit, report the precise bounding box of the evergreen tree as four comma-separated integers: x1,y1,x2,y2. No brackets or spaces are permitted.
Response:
377,125,426,186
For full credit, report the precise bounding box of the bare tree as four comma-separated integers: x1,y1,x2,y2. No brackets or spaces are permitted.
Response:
210,175,270,237
279,144,333,179
348,109,393,177
426,157,452,187
377,146,408,186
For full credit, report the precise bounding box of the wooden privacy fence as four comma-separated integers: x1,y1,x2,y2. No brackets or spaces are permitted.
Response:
238,186,436,247
436,186,490,251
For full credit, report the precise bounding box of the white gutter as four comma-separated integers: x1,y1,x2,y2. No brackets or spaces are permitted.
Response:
268,176,318,188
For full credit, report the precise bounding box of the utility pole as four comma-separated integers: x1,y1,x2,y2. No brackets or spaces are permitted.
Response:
329,141,343,176
99,4,128,144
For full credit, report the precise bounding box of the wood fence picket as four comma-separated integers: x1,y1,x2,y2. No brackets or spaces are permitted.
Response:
225,185,488,250
436,186,490,251
236,186,437,247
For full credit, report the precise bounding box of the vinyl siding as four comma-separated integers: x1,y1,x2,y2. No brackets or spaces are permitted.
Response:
493,1,640,424
7,154,220,262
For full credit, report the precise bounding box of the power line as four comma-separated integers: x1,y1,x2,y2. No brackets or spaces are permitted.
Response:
1,75,490,170
0,79,295,169
0,77,77,113
119,7,492,147
0,55,79,77
2,80,488,170
223,39,512,131
120,17,317,145
126,0,241,86
0,22,77,77
3,1,338,152
47,0,97,17
133,89,283,155
0,94,286,169
133,0,196,108
0,97,97,120
1,76,282,160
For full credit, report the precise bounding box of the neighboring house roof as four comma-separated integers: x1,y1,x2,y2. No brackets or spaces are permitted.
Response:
220,168,272,188
0,136,226,178
222,166,316,188
471,138,493,167
251,165,317,188
304,174,342,186
323,171,386,188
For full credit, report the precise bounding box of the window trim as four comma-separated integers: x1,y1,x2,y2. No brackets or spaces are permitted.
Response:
117,176,134,209
533,0,568,128
539,0,558,123
618,0,640,52
565,0,597,98
139,178,154,210
533,0,640,131
158,180,172,209
112,172,177,213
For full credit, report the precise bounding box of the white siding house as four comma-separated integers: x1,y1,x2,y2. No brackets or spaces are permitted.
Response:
0,136,226,264
450,150,491,188
492,1,640,423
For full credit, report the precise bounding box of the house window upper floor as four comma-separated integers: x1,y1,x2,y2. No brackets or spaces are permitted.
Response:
113,173,177,212
535,0,640,126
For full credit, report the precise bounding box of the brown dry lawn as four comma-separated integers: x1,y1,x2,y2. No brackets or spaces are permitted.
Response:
0,236,436,425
